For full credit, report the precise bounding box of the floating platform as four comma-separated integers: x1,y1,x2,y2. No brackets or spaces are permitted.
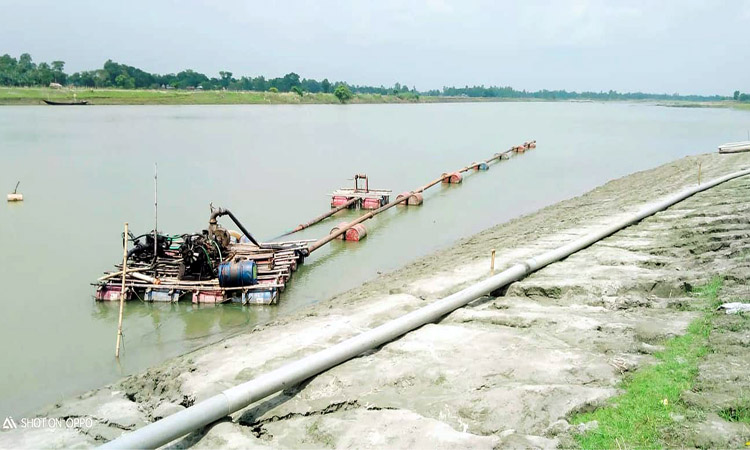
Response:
331,174,391,210
95,241,308,305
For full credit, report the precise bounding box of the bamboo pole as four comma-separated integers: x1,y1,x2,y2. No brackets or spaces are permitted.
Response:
491,249,496,272
698,161,702,185
115,222,128,358
154,163,158,267
98,267,150,282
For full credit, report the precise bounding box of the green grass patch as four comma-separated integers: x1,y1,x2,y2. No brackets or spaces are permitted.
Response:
719,402,750,424
572,277,723,449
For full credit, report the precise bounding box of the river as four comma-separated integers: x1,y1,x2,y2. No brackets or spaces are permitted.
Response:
0,101,747,418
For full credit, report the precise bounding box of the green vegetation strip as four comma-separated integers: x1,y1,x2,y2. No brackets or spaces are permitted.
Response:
3,53,745,104
0,87,435,106
573,277,723,449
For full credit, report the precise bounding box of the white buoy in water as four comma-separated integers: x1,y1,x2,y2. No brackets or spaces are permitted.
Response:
7,181,23,202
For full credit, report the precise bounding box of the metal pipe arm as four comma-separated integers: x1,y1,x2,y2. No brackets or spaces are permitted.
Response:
210,208,261,247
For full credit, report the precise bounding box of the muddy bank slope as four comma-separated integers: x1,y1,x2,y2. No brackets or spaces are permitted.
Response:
2,151,749,449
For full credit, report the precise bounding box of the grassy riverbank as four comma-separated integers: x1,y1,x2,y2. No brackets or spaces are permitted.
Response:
0,86,505,106
4,86,747,108
572,278,723,449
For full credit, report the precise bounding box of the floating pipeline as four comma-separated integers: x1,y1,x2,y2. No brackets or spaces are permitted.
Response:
93,141,537,306
303,140,537,255
396,192,424,206
441,172,463,184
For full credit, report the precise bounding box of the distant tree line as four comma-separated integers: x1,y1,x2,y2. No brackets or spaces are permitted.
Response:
436,85,727,102
0,53,67,86
0,52,738,102
0,53,415,97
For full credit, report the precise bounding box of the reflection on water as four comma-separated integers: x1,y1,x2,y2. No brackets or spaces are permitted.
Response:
0,102,747,418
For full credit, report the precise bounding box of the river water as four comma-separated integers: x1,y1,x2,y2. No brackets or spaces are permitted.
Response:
0,102,747,418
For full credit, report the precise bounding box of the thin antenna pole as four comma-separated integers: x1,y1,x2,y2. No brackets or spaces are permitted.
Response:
116,222,128,358
154,163,158,266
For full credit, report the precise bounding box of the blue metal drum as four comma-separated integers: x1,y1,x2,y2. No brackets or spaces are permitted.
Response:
218,260,257,287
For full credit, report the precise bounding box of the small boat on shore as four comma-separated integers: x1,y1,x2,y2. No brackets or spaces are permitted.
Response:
42,99,89,106
718,141,750,154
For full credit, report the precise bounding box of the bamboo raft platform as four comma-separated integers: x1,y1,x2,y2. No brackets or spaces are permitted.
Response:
94,140,536,306
95,240,311,305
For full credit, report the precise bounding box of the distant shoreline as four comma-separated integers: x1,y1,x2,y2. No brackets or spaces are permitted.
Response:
1,87,748,109
0,87,518,106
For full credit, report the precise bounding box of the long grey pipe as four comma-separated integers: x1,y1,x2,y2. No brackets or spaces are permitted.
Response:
101,166,750,449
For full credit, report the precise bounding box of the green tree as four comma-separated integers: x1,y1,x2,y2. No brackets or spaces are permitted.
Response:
269,87,278,93
115,73,135,89
291,86,304,97
50,60,66,84
219,71,233,88
334,85,353,103
321,78,331,93
734,90,741,101
35,62,54,85
283,72,301,90
18,53,34,71
94,69,110,87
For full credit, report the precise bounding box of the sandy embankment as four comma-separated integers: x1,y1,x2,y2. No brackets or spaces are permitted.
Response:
2,151,749,449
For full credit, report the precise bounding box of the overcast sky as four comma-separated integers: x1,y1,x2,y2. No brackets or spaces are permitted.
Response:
2,0,748,95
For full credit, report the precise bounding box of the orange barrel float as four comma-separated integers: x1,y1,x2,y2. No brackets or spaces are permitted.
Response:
441,172,463,184
396,191,424,206
345,224,368,241
362,197,382,209
331,196,351,208
330,221,368,241
331,221,348,239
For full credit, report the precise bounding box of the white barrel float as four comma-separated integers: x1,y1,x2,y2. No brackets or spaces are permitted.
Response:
7,181,23,202
441,172,463,184
396,191,424,206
